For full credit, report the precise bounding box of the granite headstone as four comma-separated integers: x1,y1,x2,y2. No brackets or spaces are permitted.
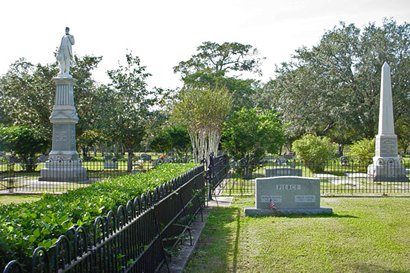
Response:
245,176,332,216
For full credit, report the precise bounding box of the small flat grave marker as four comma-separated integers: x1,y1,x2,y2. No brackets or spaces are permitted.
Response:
265,168,302,177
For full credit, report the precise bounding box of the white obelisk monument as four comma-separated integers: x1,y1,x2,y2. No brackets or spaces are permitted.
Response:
40,27,87,182
367,62,408,182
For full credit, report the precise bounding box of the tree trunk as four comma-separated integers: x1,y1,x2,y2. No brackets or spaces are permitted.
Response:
127,150,133,172
82,147,88,159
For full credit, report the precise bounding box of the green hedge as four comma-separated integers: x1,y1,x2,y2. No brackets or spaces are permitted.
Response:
0,163,195,268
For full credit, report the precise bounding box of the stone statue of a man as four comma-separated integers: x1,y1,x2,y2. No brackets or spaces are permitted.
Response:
57,27,75,76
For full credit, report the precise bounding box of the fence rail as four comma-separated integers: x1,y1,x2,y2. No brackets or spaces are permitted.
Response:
217,157,410,196
0,159,175,194
2,164,207,273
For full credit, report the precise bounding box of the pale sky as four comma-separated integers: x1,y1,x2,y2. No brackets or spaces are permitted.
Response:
0,0,409,89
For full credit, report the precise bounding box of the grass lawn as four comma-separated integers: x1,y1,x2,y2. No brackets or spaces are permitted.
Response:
185,197,410,273
0,195,40,205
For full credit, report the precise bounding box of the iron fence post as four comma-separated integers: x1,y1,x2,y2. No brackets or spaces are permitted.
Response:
206,153,215,201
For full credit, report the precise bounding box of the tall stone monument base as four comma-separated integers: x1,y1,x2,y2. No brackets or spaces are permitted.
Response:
367,135,408,182
40,160,88,182
367,160,408,182
40,76,88,182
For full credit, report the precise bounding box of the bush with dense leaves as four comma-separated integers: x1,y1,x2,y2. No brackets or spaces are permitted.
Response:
292,134,337,172
150,125,191,157
0,125,49,171
346,138,375,164
222,108,284,176
0,163,194,269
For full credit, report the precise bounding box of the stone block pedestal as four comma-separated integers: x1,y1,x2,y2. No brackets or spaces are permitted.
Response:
367,135,408,182
40,160,87,182
40,76,88,182
367,163,408,182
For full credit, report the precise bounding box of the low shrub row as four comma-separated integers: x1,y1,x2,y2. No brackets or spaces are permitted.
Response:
0,163,195,269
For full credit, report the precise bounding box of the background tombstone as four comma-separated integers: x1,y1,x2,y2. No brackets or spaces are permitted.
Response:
367,62,408,182
265,168,302,177
140,153,152,161
276,156,288,165
104,153,118,169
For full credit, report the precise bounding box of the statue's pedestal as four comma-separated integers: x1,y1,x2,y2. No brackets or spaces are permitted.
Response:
40,76,88,182
40,159,88,182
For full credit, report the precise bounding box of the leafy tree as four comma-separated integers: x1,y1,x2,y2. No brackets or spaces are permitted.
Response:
172,87,232,163
174,41,263,79
222,108,284,176
105,51,154,153
292,134,337,172
150,125,191,157
0,56,103,153
346,138,375,165
150,129,171,154
396,116,410,153
0,59,56,136
184,71,261,110
264,19,410,144
174,41,264,110
77,129,107,158
166,126,191,157
0,126,48,171
70,56,103,146
140,87,180,150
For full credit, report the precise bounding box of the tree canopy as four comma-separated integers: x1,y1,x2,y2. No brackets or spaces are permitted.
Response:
263,19,410,146
1,18,409,160
0,125,48,171
172,86,232,163
0,55,102,144
0,52,162,156
174,41,264,111
174,41,263,79
222,108,284,175
104,51,154,152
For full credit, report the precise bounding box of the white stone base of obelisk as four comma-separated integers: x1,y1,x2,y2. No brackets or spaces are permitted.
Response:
367,163,408,182
367,135,408,182
40,76,88,182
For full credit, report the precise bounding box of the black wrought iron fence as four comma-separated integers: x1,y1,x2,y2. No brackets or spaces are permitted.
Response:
207,154,230,199
217,156,410,196
0,159,168,194
2,165,206,273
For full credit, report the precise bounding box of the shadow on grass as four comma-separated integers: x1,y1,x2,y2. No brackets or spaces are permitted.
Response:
185,207,241,273
232,208,240,273
284,213,359,219
250,213,359,219
354,262,408,273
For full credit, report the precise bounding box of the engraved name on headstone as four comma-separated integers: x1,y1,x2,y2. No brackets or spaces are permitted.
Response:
256,177,320,209
245,176,332,216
